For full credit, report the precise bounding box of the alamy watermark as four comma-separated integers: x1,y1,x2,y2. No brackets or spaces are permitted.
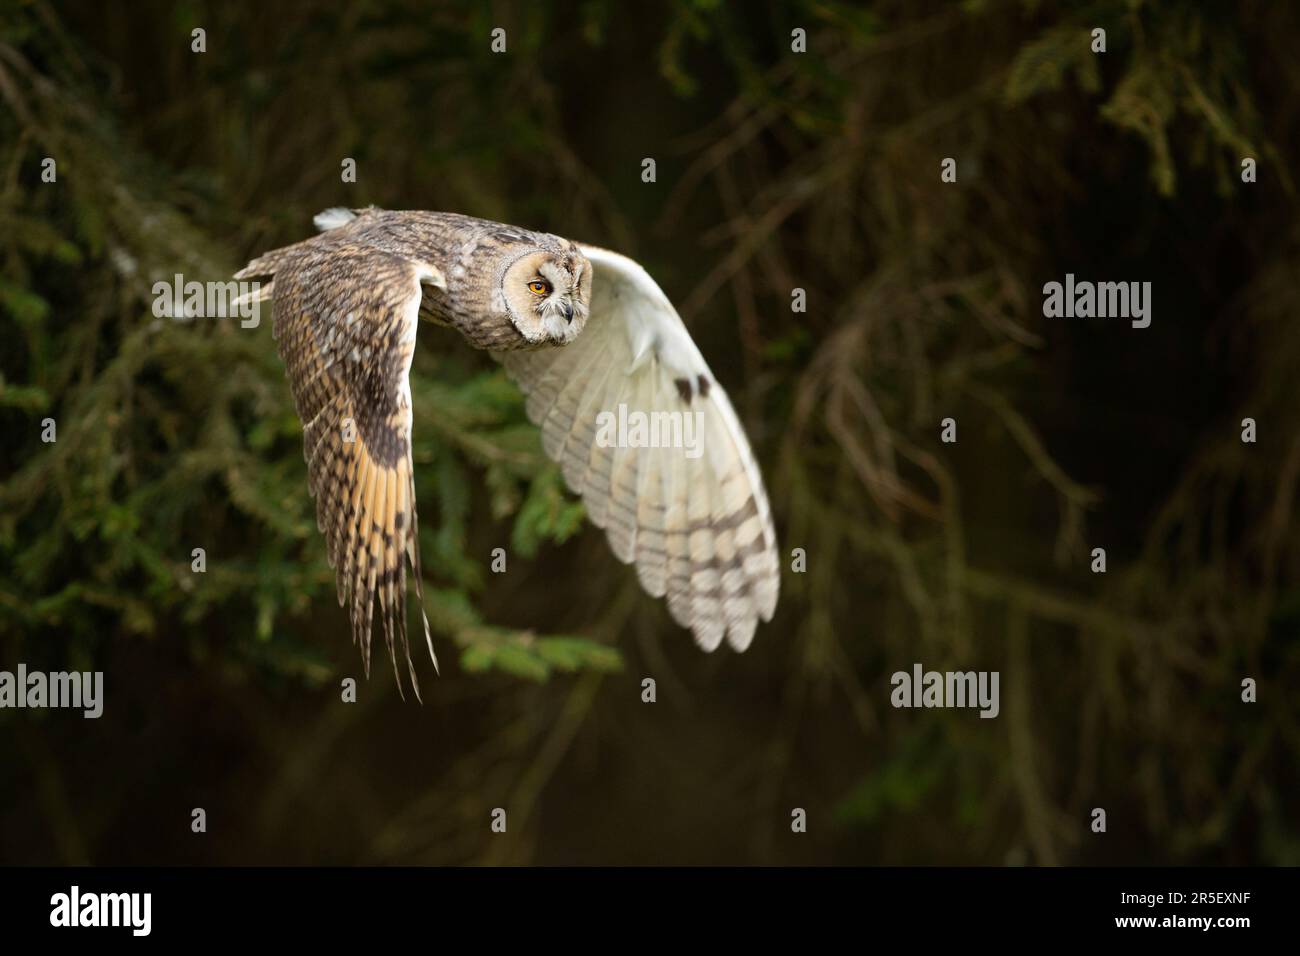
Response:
50,886,150,936
891,663,999,718
0,663,103,718
152,274,262,328
594,403,704,459
1042,273,1151,328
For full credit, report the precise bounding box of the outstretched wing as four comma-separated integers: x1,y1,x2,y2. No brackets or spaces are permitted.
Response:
235,238,444,697
494,245,780,652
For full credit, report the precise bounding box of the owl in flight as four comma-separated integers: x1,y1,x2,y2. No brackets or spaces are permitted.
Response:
236,209,779,697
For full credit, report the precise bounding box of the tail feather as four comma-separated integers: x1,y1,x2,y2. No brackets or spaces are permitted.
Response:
314,207,359,232
234,251,292,280
235,208,362,281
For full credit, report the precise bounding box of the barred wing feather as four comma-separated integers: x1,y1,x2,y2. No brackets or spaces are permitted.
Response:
494,245,779,651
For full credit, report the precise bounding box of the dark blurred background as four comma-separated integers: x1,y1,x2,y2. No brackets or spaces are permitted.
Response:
1,0,1297,865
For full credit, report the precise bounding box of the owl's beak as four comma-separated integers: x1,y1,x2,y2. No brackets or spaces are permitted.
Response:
561,302,574,323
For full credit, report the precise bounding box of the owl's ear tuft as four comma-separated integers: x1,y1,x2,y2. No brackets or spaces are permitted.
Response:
314,207,358,232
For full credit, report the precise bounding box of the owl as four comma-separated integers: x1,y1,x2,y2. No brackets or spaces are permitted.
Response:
235,209,779,697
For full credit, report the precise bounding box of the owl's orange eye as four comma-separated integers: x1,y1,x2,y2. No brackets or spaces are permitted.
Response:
527,280,550,296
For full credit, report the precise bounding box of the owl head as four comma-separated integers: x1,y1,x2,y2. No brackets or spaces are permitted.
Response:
499,242,592,347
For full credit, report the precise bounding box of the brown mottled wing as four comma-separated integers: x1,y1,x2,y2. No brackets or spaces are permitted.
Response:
236,239,443,697
494,245,779,652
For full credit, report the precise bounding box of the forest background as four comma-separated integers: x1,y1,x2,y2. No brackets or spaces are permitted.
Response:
1,0,1296,865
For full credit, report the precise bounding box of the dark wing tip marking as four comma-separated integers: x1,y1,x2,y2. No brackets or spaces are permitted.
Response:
672,375,712,403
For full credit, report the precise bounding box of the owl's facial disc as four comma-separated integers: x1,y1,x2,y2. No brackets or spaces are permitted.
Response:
501,247,592,347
